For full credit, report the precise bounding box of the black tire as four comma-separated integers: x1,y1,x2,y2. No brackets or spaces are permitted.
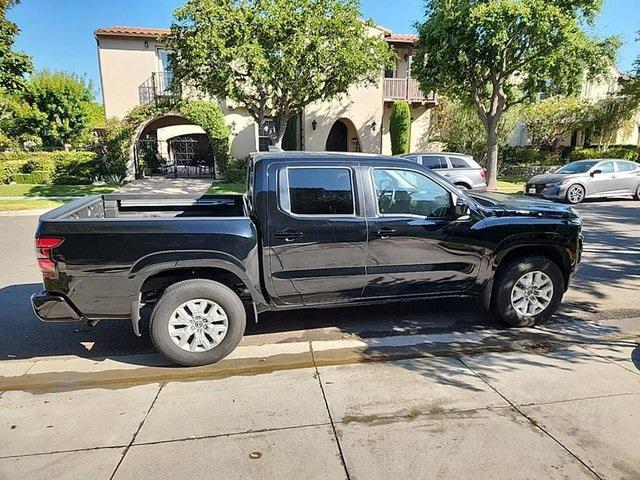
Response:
455,183,471,190
634,184,640,200
492,255,564,327
150,279,246,366
565,184,585,204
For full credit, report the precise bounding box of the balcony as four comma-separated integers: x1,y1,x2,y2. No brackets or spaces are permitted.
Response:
139,71,179,106
383,78,436,104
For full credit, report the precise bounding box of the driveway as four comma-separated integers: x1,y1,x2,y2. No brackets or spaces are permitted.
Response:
0,199,639,479
118,176,212,195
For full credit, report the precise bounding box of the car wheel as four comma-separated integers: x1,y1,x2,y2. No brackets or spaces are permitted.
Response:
150,279,246,366
565,184,585,204
634,184,640,200
455,183,470,190
492,255,564,327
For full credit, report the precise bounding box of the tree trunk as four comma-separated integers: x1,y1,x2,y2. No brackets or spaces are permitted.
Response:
269,114,291,150
485,119,499,190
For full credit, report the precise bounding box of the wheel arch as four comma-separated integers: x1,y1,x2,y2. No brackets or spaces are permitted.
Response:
482,244,571,309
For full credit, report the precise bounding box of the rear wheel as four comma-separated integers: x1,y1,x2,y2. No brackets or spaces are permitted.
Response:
150,279,246,366
634,184,640,200
455,183,470,190
492,255,564,327
565,184,585,204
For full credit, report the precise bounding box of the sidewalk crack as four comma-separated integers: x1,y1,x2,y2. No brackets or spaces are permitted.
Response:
109,380,165,480
458,357,604,480
310,341,351,480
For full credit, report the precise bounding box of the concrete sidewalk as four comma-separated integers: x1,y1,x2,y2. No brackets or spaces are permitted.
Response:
1,338,639,479
118,176,213,195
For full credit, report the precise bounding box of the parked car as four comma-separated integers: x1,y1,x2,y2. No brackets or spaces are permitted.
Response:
526,159,640,204
32,152,582,366
397,152,487,191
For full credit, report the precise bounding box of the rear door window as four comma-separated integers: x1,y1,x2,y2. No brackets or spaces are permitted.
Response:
281,167,355,216
449,156,471,169
616,161,637,172
421,155,447,170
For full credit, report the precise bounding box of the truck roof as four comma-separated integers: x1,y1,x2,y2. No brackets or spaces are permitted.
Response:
252,151,399,165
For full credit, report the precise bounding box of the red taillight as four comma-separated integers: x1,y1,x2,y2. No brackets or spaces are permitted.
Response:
35,237,64,279
480,169,486,178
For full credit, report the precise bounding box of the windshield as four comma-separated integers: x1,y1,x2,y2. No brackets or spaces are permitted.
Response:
555,161,599,174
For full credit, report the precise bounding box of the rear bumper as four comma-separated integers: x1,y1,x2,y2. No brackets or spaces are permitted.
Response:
31,291,83,322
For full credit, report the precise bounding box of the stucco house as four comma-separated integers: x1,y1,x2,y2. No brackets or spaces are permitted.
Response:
511,65,640,149
95,25,436,178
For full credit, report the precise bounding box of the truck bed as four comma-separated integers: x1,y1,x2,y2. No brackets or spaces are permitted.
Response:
42,194,248,220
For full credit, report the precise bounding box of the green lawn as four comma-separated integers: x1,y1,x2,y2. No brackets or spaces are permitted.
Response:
495,175,527,195
207,182,247,195
0,199,65,211
0,183,118,197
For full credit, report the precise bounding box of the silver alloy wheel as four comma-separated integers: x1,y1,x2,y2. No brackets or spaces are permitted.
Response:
567,185,584,204
168,299,229,353
510,271,554,317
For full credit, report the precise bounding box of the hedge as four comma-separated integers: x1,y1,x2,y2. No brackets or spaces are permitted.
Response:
570,146,639,161
0,151,100,184
13,170,53,184
501,147,561,166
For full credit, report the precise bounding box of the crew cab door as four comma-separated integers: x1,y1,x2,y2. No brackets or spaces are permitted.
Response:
266,162,367,305
362,166,483,298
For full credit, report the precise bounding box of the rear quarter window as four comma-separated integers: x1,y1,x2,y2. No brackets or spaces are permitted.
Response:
449,156,471,169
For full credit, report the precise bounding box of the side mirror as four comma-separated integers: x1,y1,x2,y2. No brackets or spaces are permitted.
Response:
590,169,602,177
453,198,470,218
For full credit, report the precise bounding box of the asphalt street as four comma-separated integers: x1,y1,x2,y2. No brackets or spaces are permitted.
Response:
0,198,639,361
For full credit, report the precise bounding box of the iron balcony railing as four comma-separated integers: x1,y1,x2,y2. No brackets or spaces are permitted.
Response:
139,71,178,106
383,77,436,103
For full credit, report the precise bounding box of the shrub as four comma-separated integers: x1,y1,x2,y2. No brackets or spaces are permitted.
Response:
223,167,245,183
570,146,638,161
52,175,92,185
501,147,560,166
13,170,52,184
389,101,411,155
0,151,99,184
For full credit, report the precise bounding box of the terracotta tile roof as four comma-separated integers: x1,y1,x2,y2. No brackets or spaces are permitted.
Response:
386,33,419,44
94,26,170,38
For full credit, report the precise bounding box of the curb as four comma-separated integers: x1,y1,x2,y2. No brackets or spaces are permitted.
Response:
2,326,638,393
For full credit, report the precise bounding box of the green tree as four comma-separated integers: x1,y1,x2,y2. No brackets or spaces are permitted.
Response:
430,96,518,165
522,96,591,150
168,0,391,148
413,0,617,189
588,94,639,149
389,100,411,155
0,0,32,94
16,71,94,148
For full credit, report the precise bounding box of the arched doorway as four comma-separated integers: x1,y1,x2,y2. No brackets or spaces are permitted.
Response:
325,119,361,152
326,120,348,151
132,114,216,179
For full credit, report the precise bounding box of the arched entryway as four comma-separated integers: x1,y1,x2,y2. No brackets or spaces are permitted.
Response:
132,114,217,179
325,119,361,152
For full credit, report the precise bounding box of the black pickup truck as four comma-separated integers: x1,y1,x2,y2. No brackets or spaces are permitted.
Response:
32,152,583,366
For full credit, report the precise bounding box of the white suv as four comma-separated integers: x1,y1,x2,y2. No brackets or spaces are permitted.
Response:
398,152,488,191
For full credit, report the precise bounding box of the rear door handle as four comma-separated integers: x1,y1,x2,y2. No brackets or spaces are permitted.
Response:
274,229,304,242
376,226,397,238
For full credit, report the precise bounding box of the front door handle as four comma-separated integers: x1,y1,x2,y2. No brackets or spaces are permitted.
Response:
274,229,304,242
376,226,397,239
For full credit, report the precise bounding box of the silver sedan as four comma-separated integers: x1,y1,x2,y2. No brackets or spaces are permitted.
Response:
525,159,640,204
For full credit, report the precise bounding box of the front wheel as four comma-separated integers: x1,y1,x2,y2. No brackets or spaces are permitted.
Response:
150,279,246,366
492,255,564,327
634,184,640,200
565,184,585,204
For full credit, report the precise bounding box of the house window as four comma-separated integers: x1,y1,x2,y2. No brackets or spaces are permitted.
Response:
259,119,276,152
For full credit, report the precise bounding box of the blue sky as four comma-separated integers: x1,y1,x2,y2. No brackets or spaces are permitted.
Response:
8,0,639,101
